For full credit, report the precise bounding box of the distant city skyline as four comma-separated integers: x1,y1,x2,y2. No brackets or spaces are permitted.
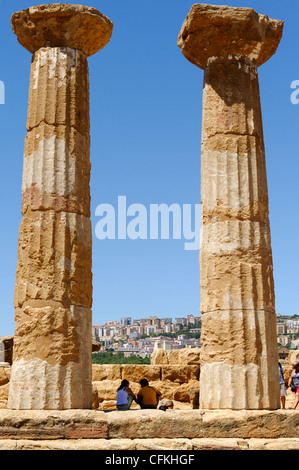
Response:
92,312,299,357
92,313,202,356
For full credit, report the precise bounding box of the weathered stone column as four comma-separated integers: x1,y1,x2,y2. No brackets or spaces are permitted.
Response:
8,4,113,409
178,5,283,409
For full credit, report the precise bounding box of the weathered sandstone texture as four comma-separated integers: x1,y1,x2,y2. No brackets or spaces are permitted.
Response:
0,354,296,411
11,3,112,57
0,409,298,448
151,347,201,365
0,337,14,365
178,4,283,409
2,437,299,451
8,4,113,410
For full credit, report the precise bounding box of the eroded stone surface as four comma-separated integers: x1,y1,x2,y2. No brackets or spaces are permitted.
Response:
9,4,112,410
11,3,113,57
27,47,90,133
14,210,92,309
151,347,201,365
178,4,283,69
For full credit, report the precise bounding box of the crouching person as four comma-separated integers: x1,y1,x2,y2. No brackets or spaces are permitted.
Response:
116,380,136,410
159,398,174,411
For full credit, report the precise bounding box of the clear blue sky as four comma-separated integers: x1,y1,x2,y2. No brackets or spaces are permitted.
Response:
0,0,297,336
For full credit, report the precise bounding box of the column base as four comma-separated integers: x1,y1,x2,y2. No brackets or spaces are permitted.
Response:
8,357,92,410
200,362,280,410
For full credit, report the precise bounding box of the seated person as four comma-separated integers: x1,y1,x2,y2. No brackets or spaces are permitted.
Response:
116,380,136,410
136,378,162,409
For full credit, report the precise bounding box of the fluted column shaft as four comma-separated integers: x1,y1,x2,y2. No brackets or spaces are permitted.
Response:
23,47,91,217
178,4,283,409
200,58,277,409
8,4,113,410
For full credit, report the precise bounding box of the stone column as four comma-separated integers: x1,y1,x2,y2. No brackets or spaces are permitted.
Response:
178,5,283,409
8,4,113,410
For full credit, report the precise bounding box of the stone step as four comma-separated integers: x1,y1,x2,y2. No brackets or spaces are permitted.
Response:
0,409,298,441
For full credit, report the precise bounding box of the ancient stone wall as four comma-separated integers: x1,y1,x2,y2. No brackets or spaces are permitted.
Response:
0,363,199,410
0,350,297,411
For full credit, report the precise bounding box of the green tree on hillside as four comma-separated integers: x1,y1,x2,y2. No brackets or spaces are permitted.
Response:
92,351,150,365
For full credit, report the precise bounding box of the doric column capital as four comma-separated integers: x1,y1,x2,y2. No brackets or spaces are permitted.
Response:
177,4,283,69
11,3,113,57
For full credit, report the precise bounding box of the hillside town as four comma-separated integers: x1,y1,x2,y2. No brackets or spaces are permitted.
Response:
92,313,299,358
277,314,299,348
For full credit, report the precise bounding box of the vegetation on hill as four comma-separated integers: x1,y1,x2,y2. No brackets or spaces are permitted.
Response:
92,351,150,365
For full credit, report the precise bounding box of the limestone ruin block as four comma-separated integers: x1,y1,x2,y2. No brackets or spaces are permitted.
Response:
178,4,283,409
8,4,113,410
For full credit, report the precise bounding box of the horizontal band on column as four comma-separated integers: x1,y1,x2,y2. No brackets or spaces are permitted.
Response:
201,142,269,222
13,303,92,364
200,309,277,365
200,253,275,312
14,210,92,309
200,219,272,255
22,122,91,216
